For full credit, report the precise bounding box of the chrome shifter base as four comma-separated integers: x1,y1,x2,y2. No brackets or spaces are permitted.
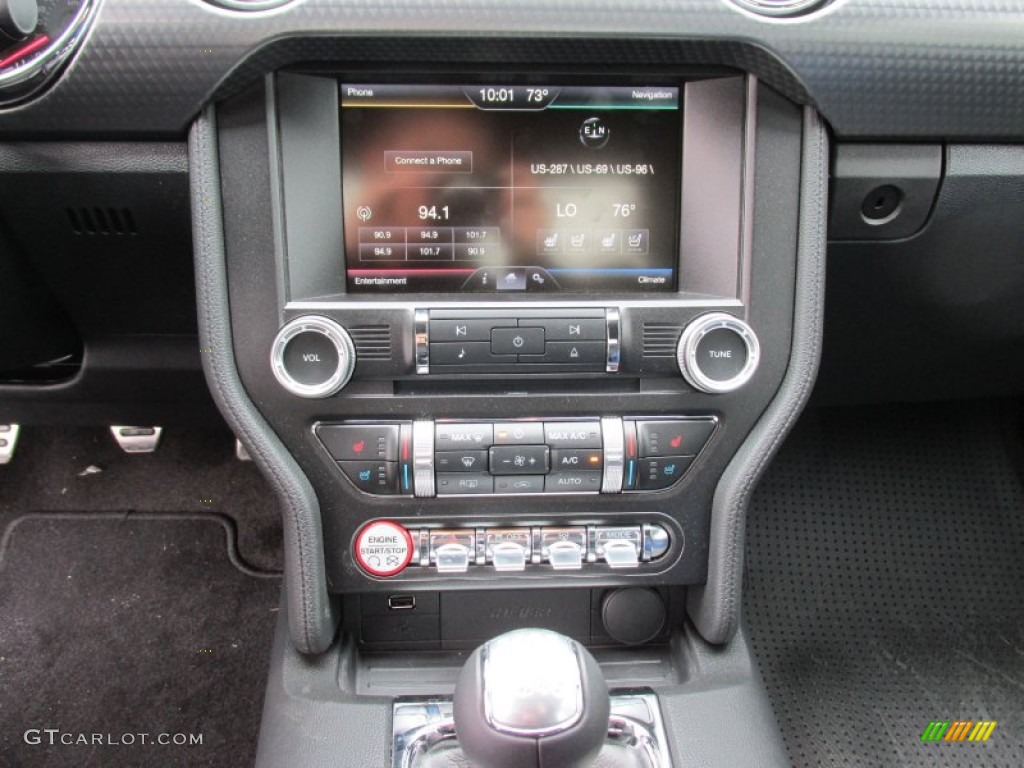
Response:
392,692,672,768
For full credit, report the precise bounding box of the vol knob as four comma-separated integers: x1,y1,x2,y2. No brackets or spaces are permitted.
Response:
0,0,38,40
677,312,760,393
270,316,355,398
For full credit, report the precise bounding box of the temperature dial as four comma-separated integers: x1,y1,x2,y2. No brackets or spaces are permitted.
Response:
271,316,356,398
677,313,760,394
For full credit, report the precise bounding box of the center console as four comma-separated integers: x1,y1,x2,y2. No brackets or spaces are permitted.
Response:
193,55,825,767
221,69,796,597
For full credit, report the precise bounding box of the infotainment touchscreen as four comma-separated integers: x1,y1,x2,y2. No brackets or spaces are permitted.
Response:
340,83,681,294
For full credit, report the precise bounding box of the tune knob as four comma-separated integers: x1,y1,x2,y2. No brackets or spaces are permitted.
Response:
677,312,760,393
270,316,355,398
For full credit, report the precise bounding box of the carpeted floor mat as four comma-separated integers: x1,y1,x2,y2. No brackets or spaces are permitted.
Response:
0,514,280,768
744,402,1024,766
0,426,282,572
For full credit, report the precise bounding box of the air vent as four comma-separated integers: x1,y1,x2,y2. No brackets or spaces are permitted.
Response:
66,207,137,236
349,326,393,360
643,324,683,358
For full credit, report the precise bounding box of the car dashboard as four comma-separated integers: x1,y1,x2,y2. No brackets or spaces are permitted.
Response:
2,2,1024,767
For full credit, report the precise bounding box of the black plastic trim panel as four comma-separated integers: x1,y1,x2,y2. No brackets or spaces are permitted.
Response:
2,1,1024,139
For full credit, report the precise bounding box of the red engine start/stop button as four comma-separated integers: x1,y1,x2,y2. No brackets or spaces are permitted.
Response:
354,520,414,577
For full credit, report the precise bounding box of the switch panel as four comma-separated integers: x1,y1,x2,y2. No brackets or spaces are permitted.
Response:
353,520,674,577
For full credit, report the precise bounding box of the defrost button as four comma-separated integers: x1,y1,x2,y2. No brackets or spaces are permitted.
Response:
429,530,476,573
435,544,471,573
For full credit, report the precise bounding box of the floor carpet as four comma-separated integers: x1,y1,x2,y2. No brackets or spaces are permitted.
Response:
745,402,1024,766
0,514,280,767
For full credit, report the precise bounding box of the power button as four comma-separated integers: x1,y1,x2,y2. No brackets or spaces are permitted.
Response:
354,521,414,577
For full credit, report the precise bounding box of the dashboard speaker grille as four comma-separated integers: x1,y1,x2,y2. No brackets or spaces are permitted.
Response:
349,326,392,360
66,206,137,236
642,324,683,358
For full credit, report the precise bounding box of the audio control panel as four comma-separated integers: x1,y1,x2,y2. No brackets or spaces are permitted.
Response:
416,308,619,374
270,309,761,393
315,416,716,497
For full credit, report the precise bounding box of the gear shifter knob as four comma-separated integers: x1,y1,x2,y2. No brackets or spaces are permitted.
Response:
453,629,610,768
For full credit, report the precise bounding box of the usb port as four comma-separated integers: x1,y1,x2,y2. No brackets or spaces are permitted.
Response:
388,594,416,611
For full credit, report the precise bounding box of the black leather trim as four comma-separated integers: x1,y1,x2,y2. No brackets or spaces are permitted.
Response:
687,107,827,644
189,106,338,655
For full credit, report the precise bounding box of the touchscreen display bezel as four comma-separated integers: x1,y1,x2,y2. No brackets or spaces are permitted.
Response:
337,76,684,297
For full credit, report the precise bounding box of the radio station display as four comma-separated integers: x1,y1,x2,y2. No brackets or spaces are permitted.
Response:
340,83,682,294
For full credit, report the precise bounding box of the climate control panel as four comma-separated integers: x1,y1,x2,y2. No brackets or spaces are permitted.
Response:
316,416,717,498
